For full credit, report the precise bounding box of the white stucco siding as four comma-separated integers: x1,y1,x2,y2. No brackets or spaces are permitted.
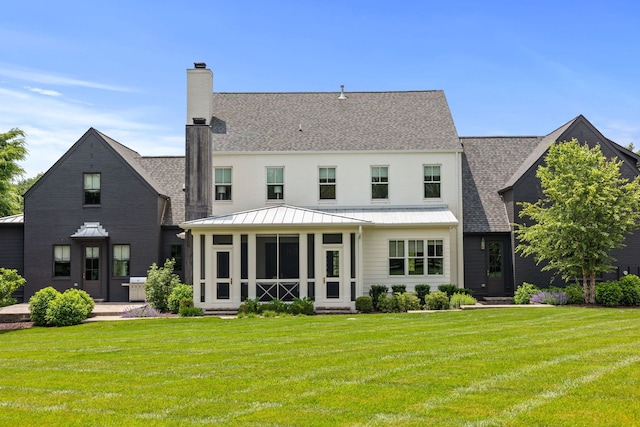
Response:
211,151,461,214
361,227,454,296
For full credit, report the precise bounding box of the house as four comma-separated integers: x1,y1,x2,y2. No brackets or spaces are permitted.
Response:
15,128,185,301
462,115,640,298
180,64,464,312
2,62,639,308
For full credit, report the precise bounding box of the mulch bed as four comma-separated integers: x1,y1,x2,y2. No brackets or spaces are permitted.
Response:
0,321,34,331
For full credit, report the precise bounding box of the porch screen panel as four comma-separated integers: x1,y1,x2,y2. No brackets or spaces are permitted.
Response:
256,235,277,279
279,235,299,279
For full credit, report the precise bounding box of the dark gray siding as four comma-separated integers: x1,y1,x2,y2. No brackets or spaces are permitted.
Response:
23,130,164,301
0,224,24,273
464,233,513,298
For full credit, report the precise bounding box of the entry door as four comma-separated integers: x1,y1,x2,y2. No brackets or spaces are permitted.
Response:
213,249,232,300
324,248,342,299
486,241,504,296
83,246,104,300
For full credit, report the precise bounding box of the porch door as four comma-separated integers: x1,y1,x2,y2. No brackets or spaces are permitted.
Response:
83,246,105,300
486,241,505,296
213,249,232,300
324,248,342,299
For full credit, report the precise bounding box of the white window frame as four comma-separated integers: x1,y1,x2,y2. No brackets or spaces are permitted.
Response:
266,167,284,200
214,167,232,201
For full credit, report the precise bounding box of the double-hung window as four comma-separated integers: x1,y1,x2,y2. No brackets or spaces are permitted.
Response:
215,167,232,201
53,245,71,277
371,166,389,199
388,239,443,276
113,244,130,277
319,167,336,200
267,167,284,200
424,165,441,198
83,173,100,205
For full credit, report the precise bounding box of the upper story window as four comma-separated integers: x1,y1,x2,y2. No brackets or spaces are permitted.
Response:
267,167,284,200
319,167,336,200
53,245,71,277
83,173,100,205
424,165,441,198
371,166,389,199
113,244,130,277
215,167,232,201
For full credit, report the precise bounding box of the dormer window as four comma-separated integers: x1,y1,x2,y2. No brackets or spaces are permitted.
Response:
83,173,100,205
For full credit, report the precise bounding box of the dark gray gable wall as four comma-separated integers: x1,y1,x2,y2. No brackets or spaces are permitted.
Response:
23,128,167,301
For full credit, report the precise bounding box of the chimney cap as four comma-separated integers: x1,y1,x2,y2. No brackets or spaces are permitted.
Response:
192,118,207,125
194,62,207,69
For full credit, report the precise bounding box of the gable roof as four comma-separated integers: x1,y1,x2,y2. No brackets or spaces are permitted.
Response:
209,91,461,152
462,136,543,233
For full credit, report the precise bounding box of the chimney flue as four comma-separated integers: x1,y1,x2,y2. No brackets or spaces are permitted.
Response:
194,62,207,69
338,85,347,100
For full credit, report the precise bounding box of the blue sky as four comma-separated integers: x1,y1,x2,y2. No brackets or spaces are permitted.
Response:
2,1,639,178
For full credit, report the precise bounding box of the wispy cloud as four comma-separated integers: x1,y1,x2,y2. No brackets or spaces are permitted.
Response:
26,86,62,97
0,64,135,93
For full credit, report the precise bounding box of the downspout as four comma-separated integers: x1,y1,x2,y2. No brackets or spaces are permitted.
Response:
456,150,464,287
358,225,363,300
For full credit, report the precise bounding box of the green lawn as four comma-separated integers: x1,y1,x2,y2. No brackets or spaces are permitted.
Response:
1,307,639,426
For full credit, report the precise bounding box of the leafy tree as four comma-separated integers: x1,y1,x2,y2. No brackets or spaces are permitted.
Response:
516,139,640,304
145,258,181,312
0,128,28,216
15,172,43,211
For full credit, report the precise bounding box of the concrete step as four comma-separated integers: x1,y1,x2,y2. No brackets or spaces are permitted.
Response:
481,297,514,305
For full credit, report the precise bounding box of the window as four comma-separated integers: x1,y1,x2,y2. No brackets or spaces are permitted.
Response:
171,244,183,272
424,165,441,198
388,239,443,276
267,167,284,200
53,245,71,277
427,240,444,275
215,167,232,201
388,240,404,275
83,173,100,205
371,166,388,199
113,245,130,277
319,167,336,200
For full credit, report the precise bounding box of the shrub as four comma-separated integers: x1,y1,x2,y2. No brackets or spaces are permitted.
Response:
289,297,314,315
450,292,477,308
595,281,623,307
44,289,94,327
425,291,450,310
529,291,568,305
513,282,540,304
618,275,640,306
438,284,472,298
355,296,373,313
564,283,584,304
168,284,193,314
369,285,388,310
121,304,162,318
29,287,60,326
262,310,278,318
0,268,26,307
414,284,431,305
376,293,399,313
145,259,181,312
238,298,261,314
179,299,203,317
396,292,421,311
391,285,406,294
261,298,287,314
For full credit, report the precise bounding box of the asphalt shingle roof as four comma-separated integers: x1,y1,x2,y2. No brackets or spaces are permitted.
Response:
210,91,461,152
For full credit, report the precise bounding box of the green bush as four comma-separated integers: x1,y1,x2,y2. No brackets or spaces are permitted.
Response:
618,275,640,306
369,285,388,310
513,282,540,304
564,283,584,304
238,298,261,314
438,284,472,297
396,292,421,311
261,298,287,314
414,284,431,305
595,281,623,307
377,293,399,313
450,292,477,309
391,285,406,294
0,268,26,307
355,296,373,313
168,284,193,314
179,298,203,317
45,289,94,327
425,291,450,310
289,297,314,315
29,287,60,326
145,259,181,312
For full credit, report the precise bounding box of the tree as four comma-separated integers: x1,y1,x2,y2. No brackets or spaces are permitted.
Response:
0,128,28,217
15,172,43,211
515,139,640,304
145,258,181,312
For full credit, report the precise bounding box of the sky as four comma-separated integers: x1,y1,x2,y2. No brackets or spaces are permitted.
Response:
1,1,640,178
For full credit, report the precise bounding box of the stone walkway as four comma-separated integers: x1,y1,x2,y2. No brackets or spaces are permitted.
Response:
0,302,146,323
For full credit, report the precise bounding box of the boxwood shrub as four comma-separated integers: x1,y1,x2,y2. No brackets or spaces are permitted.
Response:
355,296,373,313
29,287,61,326
369,285,388,310
596,281,623,307
168,284,193,314
425,291,450,310
44,289,94,327
414,284,430,305
618,274,640,306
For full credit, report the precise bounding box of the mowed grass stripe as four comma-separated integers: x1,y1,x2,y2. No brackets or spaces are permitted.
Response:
1,308,639,426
